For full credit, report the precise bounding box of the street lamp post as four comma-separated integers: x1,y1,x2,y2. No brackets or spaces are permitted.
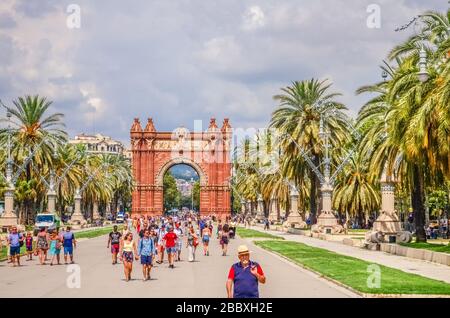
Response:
0,109,19,229
313,115,342,234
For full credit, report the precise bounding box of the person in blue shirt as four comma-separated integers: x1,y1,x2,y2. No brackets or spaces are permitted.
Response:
226,245,266,298
138,229,156,281
62,226,76,264
7,226,24,267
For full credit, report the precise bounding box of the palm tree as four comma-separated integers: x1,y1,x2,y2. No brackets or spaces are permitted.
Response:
270,79,349,223
333,152,380,225
0,95,67,224
356,9,449,241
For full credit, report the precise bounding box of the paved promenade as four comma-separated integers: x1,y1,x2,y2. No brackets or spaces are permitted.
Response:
0,230,357,298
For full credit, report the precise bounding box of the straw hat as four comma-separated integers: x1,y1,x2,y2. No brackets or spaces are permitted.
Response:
237,245,250,255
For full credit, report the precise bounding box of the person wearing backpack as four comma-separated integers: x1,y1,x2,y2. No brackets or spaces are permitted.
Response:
137,229,156,281
7,226,24,267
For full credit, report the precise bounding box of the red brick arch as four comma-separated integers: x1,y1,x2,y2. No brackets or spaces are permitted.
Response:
130,117,232,218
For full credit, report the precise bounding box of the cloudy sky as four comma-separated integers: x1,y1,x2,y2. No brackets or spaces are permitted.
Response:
0,0,448,146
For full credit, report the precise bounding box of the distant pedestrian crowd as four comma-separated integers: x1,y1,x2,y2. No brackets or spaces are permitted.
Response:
1,225,76,267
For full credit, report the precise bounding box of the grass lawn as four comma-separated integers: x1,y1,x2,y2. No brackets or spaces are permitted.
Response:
348,229,368,233
75,226,122,239
256,240,450,295
236,227,284,240
0,245,27,261
399,242,450,255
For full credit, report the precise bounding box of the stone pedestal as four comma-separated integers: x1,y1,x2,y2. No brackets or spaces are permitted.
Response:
284,187,307,229
255,195,265,221
241,200,246,215
92,201,101,220
268,197,278,222
366,172,411,244
70,192,87,229
47,190,56,214
0,187,18,230
247,200,252,216
312,183,343,234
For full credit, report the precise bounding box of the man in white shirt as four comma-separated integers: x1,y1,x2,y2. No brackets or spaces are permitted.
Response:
156,224,167,264
174,222,183,261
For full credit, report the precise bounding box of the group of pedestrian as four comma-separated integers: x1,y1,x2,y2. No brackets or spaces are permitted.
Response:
1,225,76,267
110,213,238,282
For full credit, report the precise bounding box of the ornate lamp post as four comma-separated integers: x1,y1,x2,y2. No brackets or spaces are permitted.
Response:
313,114,343,234
46,170,57,213
418,45,429,83
0,109,19,228
284,186,307,229
255,194,265,221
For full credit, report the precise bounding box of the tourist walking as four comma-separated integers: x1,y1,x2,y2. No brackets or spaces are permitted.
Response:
36,227,49,265
107,225,122,265
217,219,222,239
174,222,183,261
7,226,24,267
226,245,266,298
264,218,270,230
163,226,178,268
49,231,62,266
122,224,130,237
201,225,211,256
230,219,236,239
186,226,198,262
138,229,156,281
62,226,76,264
119,232,139,282
25,231,34,261
220,223,230,256
156,224,167,264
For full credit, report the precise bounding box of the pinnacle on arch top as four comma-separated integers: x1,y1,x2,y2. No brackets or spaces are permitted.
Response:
131,118,143,132
145,118,156,132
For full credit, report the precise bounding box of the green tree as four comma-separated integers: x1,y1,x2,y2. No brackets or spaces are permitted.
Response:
163,173,180,211
0,95,67,224
270,79,349,222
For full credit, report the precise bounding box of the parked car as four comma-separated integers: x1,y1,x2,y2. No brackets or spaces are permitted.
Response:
116,211,125,223
34,213,61,235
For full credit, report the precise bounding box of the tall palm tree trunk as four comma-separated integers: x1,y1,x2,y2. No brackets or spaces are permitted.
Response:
411,164,427,242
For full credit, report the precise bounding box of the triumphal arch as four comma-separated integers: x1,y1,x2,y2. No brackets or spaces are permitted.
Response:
130,117,232,218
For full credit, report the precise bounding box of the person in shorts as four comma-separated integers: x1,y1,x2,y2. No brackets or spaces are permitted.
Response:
163,226,178,269
156,224,167,264
107,225,122,265
220,223,230,256
25,231,34,261
62,226,76,264
7,226,24,267
174,222,183,261
202,225,211,256
138,229,156,281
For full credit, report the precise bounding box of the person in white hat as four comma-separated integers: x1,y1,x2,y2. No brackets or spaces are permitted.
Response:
226,245,266,298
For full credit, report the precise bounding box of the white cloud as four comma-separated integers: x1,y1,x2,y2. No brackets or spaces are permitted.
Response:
242,5,265,31
0,0,448,145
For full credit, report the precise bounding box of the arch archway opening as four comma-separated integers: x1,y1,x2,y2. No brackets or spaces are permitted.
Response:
163,164,200,216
